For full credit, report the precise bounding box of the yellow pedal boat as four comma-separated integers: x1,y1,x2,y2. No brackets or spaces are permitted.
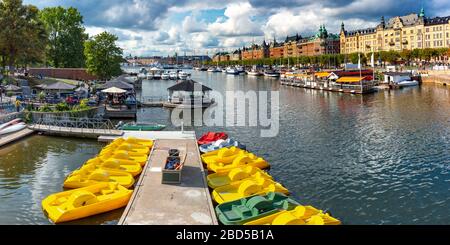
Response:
99,146,149,158
212,178,289,204
42,183,132,224
245,206,341,225
100,151,148,166
125,137,154,148
64,168,135,189
84,158,142,177
116,143,150,154
201,147,247,166
207,166,272,189
208,154,270,173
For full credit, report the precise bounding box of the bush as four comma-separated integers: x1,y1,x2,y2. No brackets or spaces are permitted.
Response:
55,102,70,112
39,104,52,112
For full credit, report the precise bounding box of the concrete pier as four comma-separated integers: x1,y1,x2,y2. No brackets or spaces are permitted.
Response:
118,131,217,225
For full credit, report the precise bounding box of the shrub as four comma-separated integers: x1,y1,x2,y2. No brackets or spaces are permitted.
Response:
55,102,70,112
39,104,52,112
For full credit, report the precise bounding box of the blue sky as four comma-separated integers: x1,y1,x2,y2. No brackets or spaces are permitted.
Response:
23,0,450,56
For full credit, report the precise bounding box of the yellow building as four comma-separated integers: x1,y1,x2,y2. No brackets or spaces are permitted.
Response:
340,8,450,54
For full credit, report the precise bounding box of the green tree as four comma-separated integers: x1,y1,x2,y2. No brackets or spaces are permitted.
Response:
0,0,47,74
39,6,88,68
84,31,123,80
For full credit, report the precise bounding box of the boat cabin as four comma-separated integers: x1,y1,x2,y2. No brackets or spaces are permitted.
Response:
383,72,412,84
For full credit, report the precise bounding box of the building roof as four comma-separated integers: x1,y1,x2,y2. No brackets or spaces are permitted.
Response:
285,34,301,42
102,75,135,90
4,84,21,91
41,81,76,90
425,16,450,26
385,13,419,28
167,80,212,92
345,28,376,37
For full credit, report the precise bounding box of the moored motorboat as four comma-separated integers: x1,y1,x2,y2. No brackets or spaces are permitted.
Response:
264,70,281,77
226,67,239,75
161,73,170,80
0,121,26,135
396,80,419,87
178,71,189,80
42,183,132,223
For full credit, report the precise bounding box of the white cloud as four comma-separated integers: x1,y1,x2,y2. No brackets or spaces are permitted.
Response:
208,2,263,37
182,15,207,33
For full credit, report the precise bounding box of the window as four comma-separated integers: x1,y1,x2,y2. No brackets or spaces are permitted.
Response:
410,30,414,34
426,28,429,32
403,31,406,35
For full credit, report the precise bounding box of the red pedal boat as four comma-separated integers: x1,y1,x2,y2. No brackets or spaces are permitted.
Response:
198,132,228,145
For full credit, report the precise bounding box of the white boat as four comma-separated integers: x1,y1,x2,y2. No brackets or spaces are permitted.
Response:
0,119,22,131
0,122,26,135
169,71,178,80
236,65,245,73
153,73,161,80
178,72,189,80
226,67,239,75
207,67,215,72
137,73,147,79
396,80,419,87
247,67,263,76
264,70,281,77
146,73,154,80
221,68,227,73
161,73,170,80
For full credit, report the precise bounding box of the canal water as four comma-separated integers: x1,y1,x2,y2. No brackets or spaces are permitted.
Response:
0,71,449,224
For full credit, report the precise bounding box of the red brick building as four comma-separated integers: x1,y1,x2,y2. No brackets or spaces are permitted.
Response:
28,68,98,81
242,40,269,60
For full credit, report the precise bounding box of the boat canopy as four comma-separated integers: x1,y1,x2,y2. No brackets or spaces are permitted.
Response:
336,76,373,83
315,72,331,78
102,87,127,94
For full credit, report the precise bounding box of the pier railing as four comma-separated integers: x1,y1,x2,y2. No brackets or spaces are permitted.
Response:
140,96,167,103
30,116,118,135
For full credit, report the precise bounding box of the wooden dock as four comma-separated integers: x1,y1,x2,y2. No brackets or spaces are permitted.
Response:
0,128,35,148
29,124,123,139
119,135,217,225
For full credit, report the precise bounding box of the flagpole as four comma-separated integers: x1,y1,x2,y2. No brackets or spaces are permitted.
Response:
359,53,363,93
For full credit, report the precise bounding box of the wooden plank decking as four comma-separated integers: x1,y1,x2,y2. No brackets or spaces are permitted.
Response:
119,138,217,225
0,128,35,148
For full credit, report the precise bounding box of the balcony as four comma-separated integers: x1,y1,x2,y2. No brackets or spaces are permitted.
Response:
389,41,395,46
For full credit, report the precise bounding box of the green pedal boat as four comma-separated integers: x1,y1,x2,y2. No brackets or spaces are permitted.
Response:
215,192,300,225
119,123,166,131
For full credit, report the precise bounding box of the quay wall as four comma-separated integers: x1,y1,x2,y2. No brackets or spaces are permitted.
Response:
28,68,97,81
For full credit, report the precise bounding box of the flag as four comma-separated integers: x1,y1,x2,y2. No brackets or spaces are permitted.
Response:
371,53,375,68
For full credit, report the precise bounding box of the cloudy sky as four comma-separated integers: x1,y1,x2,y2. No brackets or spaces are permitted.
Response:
24,0,450,57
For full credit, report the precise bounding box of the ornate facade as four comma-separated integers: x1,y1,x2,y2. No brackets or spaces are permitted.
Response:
340,8,450,54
